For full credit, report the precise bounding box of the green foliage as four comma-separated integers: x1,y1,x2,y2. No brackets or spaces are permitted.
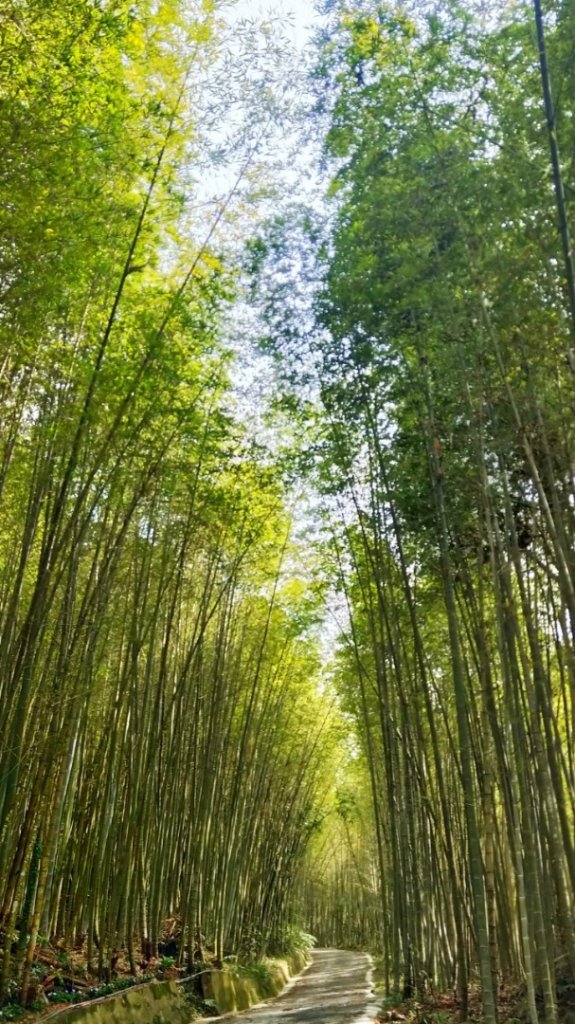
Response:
246,1,575,1019
228,961,274,983
46,975,154,1004
0,1005,26,1021
0,0,342,1006
275,927,316,957
47,992,85,1005
158,957,176,972
379,993,406,1011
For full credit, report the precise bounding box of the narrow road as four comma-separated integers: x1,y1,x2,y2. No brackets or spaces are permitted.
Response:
232,949,374,1024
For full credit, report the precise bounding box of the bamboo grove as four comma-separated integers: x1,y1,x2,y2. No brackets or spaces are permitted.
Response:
0,0,342,1004
251,0,575,1021
3,0,575,1020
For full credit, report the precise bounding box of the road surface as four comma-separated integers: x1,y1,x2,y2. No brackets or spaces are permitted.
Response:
230,949,374,1024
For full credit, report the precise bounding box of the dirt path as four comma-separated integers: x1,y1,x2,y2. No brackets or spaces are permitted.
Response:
229,949,374,1024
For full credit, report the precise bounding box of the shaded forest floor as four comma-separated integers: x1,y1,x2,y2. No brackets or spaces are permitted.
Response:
374,987,572,1024
0,936,218,1023
375,990,520,1024
373,968,575,1024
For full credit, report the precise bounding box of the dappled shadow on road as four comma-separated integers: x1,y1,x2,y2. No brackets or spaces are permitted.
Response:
236,949,373,1024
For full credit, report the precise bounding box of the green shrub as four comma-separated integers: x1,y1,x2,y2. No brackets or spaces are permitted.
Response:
0,1005,26,1021
225,959,277,998
269,926,316,958
159,957,176,972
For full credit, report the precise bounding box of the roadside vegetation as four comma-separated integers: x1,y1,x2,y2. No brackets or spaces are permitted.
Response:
251,1,575,1022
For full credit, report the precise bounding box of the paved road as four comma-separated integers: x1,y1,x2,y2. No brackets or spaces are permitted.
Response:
231,949,374,1024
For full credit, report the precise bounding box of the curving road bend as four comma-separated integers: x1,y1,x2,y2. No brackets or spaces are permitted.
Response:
229,949,374,1024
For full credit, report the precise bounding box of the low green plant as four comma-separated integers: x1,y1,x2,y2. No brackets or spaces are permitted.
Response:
0,1005,26,1020
226,960,276,998
269,926,315,958
47,972,154,1006
158,956,176,972
422,1012,451,1024
180,986,218,1019
47,991,85,1004
379,992,404,1011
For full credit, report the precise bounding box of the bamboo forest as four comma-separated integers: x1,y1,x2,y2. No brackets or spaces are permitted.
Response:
1,2,574,1024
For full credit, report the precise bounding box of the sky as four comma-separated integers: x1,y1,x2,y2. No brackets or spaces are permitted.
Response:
210,0,347,652
210,0,326,415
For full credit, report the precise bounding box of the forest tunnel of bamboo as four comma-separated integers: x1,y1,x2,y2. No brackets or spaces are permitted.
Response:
1,1,575,1023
